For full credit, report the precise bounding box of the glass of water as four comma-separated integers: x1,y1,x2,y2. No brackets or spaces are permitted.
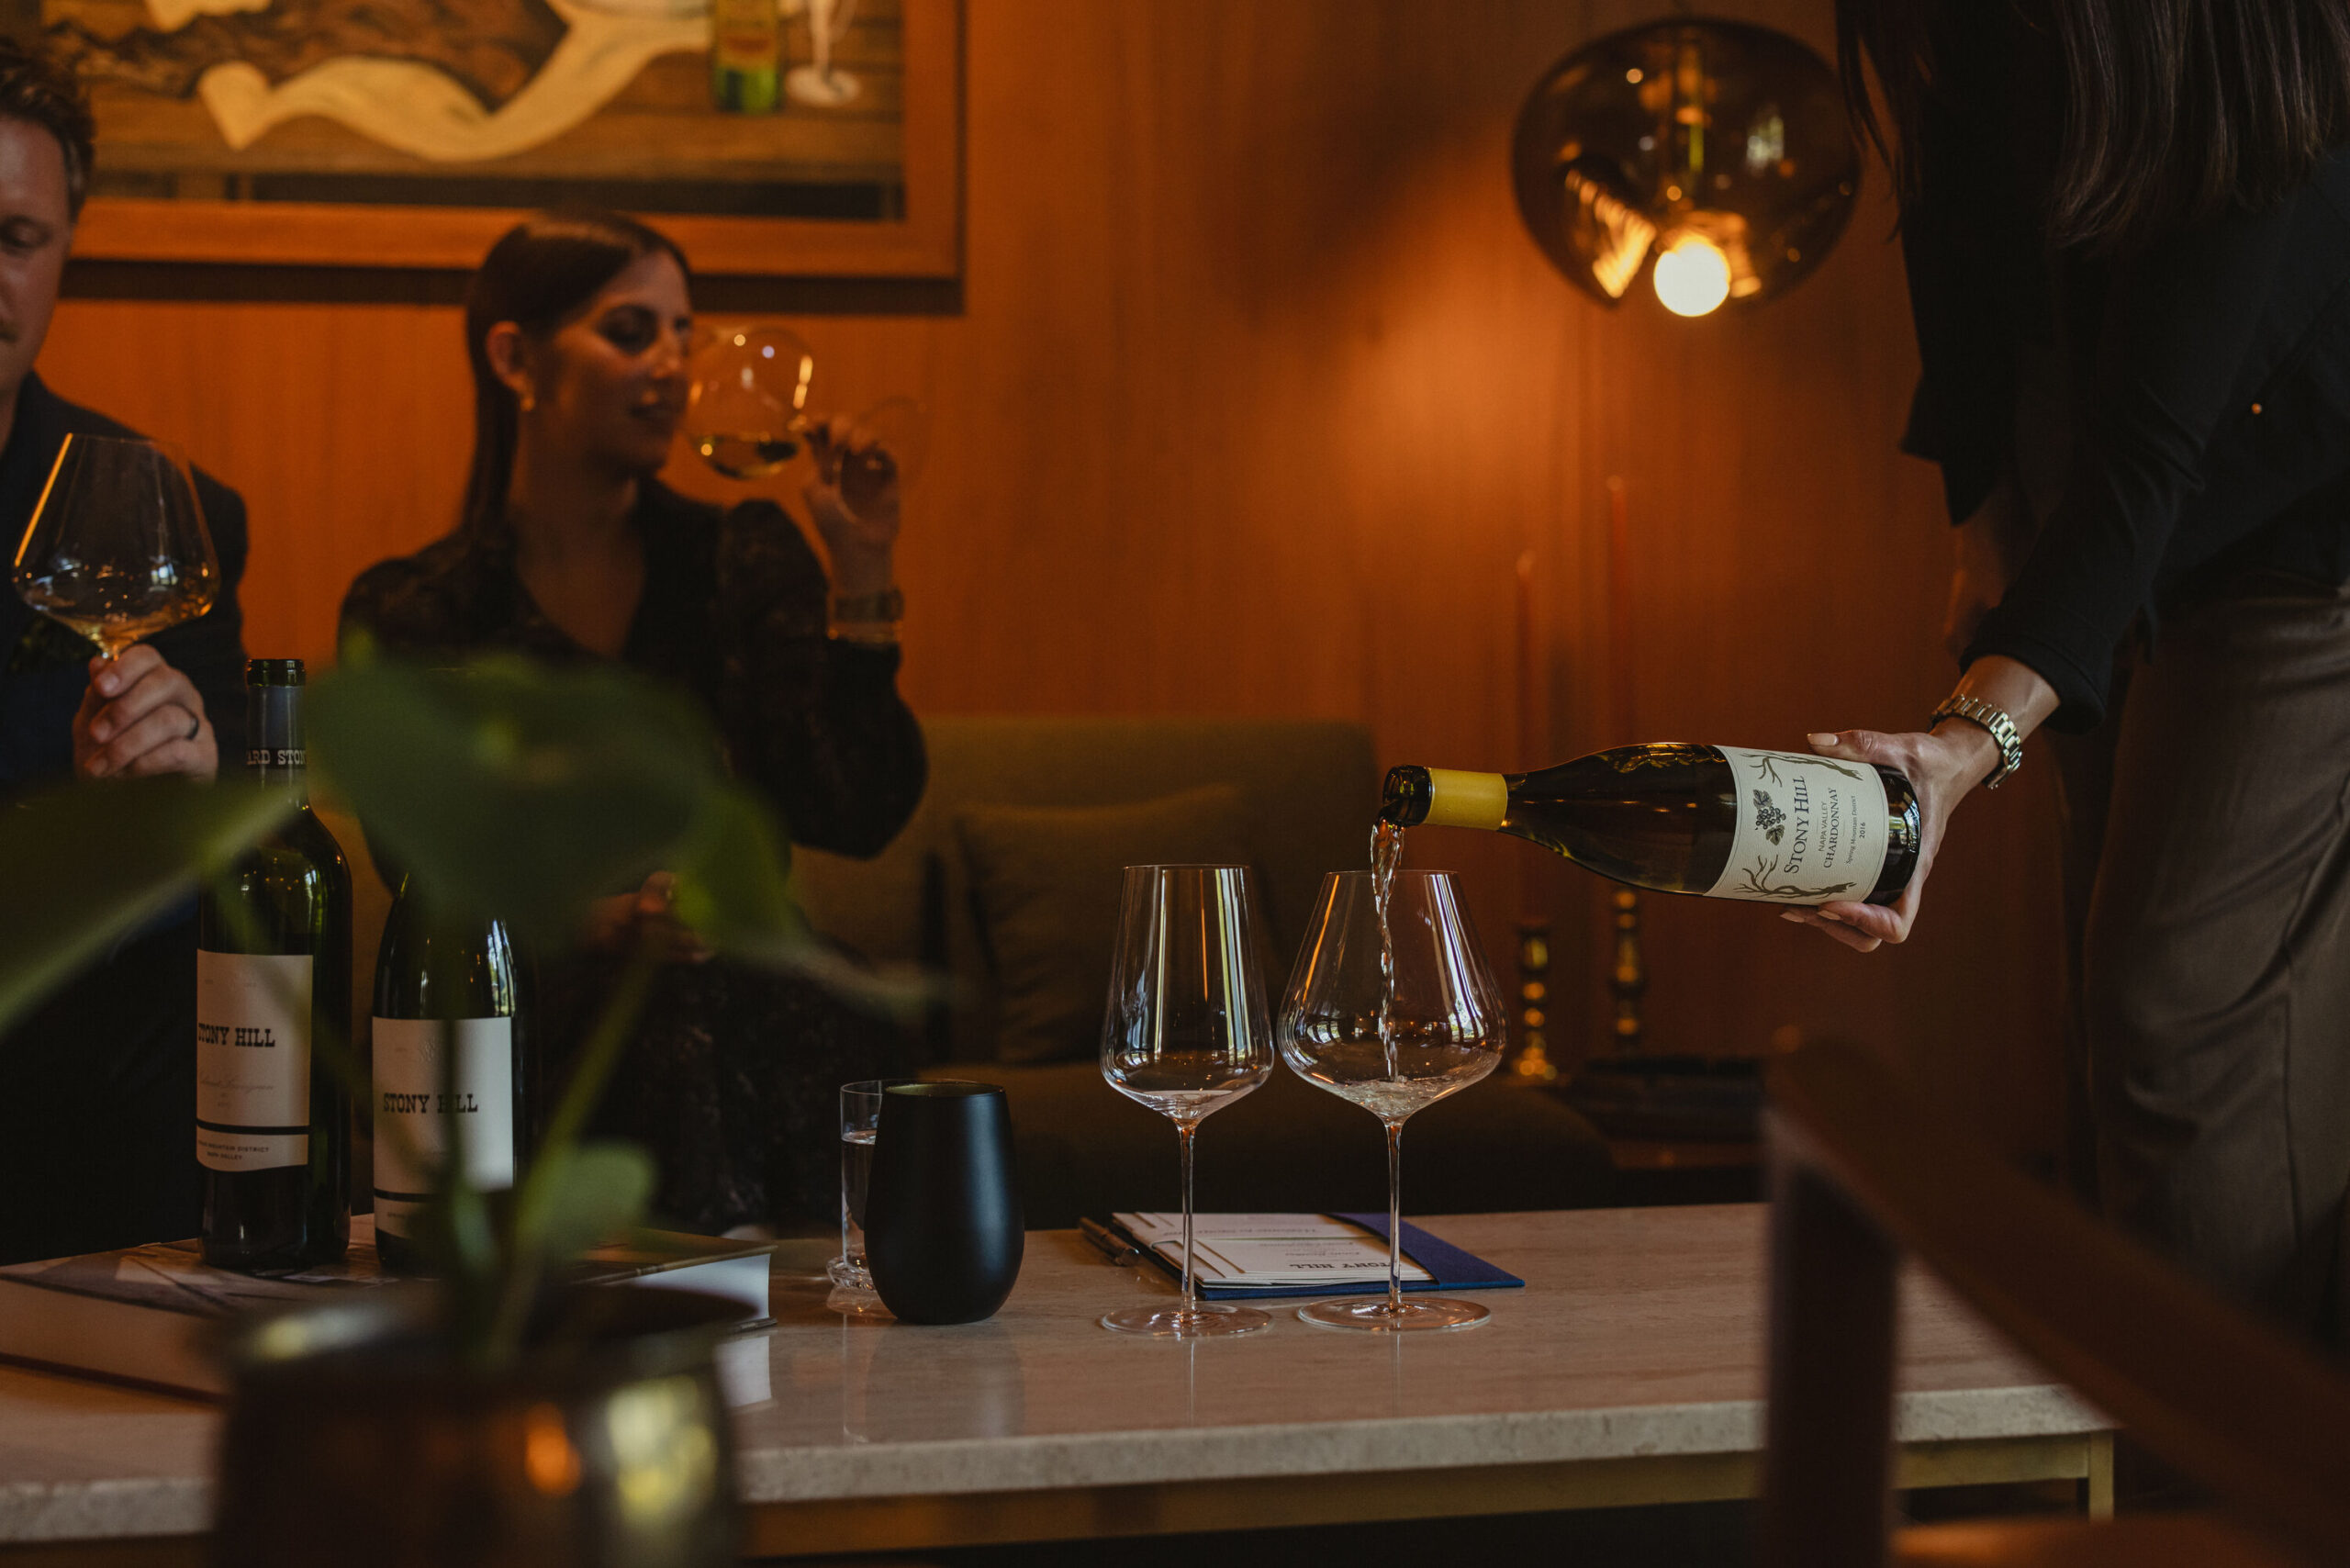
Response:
830,1078,918,1290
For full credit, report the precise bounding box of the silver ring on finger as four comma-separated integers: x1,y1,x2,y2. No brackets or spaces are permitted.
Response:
183,710,201,742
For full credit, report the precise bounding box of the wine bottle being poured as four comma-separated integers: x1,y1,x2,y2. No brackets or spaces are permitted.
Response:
1380,743,1920,907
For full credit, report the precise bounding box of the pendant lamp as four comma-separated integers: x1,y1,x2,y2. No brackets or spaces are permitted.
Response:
1511,18,1860,317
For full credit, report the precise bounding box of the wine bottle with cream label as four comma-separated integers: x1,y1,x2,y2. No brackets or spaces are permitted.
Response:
370,879,529,1274
198,659,352,1272
1381,743,1920,907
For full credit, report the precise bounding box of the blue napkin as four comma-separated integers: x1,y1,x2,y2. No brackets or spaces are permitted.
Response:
1125,1214,1525,1301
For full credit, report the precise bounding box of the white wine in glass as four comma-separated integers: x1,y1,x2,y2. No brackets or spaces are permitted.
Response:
13,434,217,659
1279,864,1505,1332
685,323,820,478
1100,863,1275,1338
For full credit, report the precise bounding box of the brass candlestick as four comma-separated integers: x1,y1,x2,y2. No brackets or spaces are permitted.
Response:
1610,887,1647,1052
1511,922,1560,1083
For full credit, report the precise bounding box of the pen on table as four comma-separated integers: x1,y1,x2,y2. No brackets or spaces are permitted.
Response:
1080,1217,1146,1265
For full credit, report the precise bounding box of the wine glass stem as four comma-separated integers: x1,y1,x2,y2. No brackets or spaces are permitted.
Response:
1384,1117,1405,1314
1177,1119,1200,1318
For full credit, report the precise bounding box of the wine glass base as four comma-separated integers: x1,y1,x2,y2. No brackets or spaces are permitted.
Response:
827,1255,873,1290
1101,1303,1270,1338
787,65,861,106
1296,1296,1491,1333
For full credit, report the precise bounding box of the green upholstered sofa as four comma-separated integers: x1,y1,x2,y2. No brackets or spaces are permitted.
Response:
793,716,1612,1228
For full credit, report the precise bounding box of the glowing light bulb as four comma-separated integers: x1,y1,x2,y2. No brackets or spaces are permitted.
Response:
1652,234,1732,317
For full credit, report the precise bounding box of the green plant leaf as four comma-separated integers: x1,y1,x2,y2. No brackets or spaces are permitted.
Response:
672,784,930,1020
0,778,289,1036
670,782,807,953
526,1139,656,1264
307,655,727,942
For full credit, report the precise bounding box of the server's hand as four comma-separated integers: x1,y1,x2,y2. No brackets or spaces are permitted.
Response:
72,645,216,781
1787,655,2059,953
1777,725,1992,953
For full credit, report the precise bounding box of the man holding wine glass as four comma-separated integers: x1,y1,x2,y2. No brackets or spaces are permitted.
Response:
0,39,253,1262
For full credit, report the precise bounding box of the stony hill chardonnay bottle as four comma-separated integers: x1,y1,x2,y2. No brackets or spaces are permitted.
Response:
370,880,531,1274
198,659,351,1272
1382,744,1920,907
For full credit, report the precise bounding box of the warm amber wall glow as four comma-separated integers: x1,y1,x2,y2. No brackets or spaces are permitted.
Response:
36,0,2065,1159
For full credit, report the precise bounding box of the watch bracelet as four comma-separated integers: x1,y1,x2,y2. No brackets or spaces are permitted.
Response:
1931,695,2022,790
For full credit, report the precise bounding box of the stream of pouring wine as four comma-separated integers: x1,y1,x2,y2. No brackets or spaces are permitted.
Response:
1370,820,1404,1082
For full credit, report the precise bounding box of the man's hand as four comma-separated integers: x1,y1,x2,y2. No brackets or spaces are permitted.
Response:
73,645,216,780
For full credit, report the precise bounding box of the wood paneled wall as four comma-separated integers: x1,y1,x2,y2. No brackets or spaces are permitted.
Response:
37,0,2066,1159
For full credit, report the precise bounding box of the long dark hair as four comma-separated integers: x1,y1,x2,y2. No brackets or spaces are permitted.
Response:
1837,0,2350,252
459,209,690,534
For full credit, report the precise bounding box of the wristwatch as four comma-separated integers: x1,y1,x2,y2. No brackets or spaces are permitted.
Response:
829,588,903,624
1930,694,2024,790
829,586,903,647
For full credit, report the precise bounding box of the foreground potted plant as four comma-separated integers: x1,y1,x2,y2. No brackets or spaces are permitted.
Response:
0,648,897,1567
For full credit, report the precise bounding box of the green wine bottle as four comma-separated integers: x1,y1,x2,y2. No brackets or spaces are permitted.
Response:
369,879,531,1274
1381,743,1920,907
709,0,781,112
197,659,352,1272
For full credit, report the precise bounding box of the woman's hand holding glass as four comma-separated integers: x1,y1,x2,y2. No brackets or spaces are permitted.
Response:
682,323,928,583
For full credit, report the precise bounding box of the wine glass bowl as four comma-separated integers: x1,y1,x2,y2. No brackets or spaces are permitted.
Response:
1099,863,1275,1338
1279,868,1506,1332
684,323,819,479
12,434,217,660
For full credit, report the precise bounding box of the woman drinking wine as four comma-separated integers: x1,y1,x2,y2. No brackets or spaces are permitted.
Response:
341,209,926,1234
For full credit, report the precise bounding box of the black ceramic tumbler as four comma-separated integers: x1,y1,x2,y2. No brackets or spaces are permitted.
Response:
864,1082,1024,1324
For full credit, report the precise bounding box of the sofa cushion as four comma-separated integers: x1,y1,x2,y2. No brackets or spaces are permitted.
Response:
790,717,1380,1064
955,784,1254,1064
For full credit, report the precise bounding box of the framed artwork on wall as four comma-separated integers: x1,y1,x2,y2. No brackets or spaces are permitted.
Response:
27,0,957,275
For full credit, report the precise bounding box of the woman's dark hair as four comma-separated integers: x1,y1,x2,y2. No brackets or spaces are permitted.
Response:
1837,0,2350,252
460,209,689,533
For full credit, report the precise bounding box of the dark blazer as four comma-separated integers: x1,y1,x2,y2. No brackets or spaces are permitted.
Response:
1902,37,2350,730
0,372,252,1263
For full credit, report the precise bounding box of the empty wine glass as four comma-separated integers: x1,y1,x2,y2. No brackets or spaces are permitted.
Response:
1279,869,1505,1332
12,434,217,660
1100,864,1275,1338
685,323,820,479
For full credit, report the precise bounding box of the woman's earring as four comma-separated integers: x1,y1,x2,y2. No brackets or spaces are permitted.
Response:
519,387,537,413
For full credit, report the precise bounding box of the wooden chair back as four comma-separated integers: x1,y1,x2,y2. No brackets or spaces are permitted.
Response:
1759,1038,2350,1568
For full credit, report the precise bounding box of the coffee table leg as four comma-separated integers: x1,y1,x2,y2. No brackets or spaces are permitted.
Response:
2085,1431,2115,1518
